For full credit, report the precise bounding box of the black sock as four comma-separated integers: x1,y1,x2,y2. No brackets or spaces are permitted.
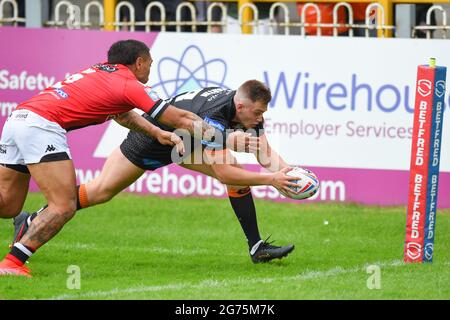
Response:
228,188,261,249
9,243,35,264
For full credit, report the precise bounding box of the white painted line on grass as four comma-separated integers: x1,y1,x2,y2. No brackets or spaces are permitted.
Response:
47,259,405,300
46,242,217,256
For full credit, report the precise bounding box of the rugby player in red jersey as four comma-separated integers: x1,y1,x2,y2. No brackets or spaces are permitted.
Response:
12,80,301,270
0,39,224,277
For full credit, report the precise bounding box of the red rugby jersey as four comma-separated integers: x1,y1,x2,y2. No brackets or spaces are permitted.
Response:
16,63,167,131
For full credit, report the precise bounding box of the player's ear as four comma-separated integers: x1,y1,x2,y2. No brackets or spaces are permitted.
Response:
236,102,244,111
135,56,143,68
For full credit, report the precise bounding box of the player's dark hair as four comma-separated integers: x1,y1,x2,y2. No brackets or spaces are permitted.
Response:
239,80,271,104
107,39,150,65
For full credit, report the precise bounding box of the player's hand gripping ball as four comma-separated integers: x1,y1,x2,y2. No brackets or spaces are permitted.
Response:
282,167,319,200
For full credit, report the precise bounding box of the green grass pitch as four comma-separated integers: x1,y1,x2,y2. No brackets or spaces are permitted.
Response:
0,193,449,300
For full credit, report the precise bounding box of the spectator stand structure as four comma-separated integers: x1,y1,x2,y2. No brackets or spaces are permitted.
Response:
0,0,448,38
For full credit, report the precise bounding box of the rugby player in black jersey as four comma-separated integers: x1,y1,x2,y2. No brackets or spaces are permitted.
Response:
13,80,301,263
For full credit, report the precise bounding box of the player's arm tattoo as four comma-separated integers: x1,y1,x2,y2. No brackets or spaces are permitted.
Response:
114,111,160,137
157,105,217,141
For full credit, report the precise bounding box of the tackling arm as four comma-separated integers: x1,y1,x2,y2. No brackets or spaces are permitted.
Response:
115,110,161,137
157,105,218,140
114,111,185,154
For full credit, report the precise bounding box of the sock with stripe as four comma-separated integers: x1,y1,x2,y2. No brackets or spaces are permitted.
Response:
7,243,35,266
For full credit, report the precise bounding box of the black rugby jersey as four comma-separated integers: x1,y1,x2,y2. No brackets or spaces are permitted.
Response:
146,87,264,150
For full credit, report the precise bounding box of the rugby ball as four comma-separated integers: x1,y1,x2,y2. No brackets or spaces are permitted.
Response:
282,167,319,200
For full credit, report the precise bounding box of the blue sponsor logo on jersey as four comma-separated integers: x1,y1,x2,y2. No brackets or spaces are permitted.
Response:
54,88,68,99
203,116,225,131
201,140,223,148
145,87,160,102
94,63,118,73
201,117,225,148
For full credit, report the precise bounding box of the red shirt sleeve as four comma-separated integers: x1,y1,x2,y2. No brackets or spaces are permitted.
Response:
123,80,161,113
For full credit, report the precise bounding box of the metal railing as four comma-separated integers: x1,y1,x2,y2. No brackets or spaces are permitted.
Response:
45,0,103,29
413,4,448,38
0,0,448,38
0,0,25,26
